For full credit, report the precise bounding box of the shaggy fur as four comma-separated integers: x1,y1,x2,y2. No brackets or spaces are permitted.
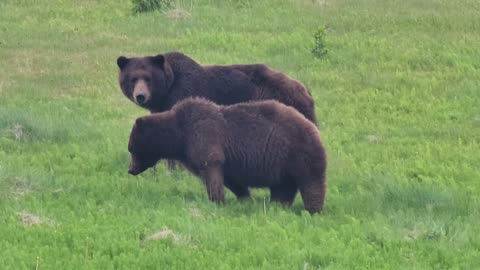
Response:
117,51,317,125
127,98,327,214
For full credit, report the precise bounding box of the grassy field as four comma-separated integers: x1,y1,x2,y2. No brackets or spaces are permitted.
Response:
1,0,480,268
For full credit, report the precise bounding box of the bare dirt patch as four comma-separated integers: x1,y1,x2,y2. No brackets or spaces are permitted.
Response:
145,229,174,241
165,8,191,20
17,211,56,227
293,0,329,8
367,135,383,143
188,207,202,218
142,228,195,248
11,124,26,141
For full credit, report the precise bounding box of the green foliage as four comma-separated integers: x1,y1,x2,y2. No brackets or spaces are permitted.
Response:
311,26,328,59
1,0,480,269
132,0,172,13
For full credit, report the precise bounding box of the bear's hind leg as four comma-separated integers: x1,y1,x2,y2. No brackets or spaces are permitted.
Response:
270,180,298,206
225,182,251,200
199,166,225,204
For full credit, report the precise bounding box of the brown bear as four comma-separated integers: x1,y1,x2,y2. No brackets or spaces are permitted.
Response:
117,51,317,125
127,97,327,214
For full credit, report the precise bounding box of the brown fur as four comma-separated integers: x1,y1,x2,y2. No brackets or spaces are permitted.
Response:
117,52,317,125
127,98,327,214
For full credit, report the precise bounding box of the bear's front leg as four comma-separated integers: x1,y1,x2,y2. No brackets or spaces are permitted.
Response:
199,165,225,204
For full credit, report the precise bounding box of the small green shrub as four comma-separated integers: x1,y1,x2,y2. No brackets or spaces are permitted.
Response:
311,26,328,59
132,0,172,14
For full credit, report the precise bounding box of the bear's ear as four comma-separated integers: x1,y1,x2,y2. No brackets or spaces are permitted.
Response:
117,56,130,69
151,54,165,67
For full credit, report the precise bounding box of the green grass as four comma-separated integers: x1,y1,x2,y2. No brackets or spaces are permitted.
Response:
1,0,480,268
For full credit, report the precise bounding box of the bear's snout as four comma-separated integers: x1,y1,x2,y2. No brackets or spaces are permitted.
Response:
128,163,143,175
133,79,151,106
128,167,140,175
128,155,149,176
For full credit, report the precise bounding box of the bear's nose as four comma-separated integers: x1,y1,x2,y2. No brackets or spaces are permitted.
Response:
135,94,146,104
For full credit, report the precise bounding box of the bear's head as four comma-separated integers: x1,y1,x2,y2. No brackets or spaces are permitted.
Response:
127,114,182,175
117,55,174,112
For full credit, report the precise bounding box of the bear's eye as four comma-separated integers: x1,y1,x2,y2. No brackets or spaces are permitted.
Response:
130,78,138,84
144,78,150,83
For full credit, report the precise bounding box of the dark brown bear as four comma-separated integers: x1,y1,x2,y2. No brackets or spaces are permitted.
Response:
117,51,317,125
127,98,327,214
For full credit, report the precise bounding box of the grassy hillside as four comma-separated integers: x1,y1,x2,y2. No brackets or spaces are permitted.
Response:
1,0,479,269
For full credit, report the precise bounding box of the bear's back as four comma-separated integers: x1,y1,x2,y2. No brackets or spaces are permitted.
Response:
221,100,316,137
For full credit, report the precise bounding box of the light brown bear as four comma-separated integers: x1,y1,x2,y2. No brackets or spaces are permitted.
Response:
127,98,327,214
